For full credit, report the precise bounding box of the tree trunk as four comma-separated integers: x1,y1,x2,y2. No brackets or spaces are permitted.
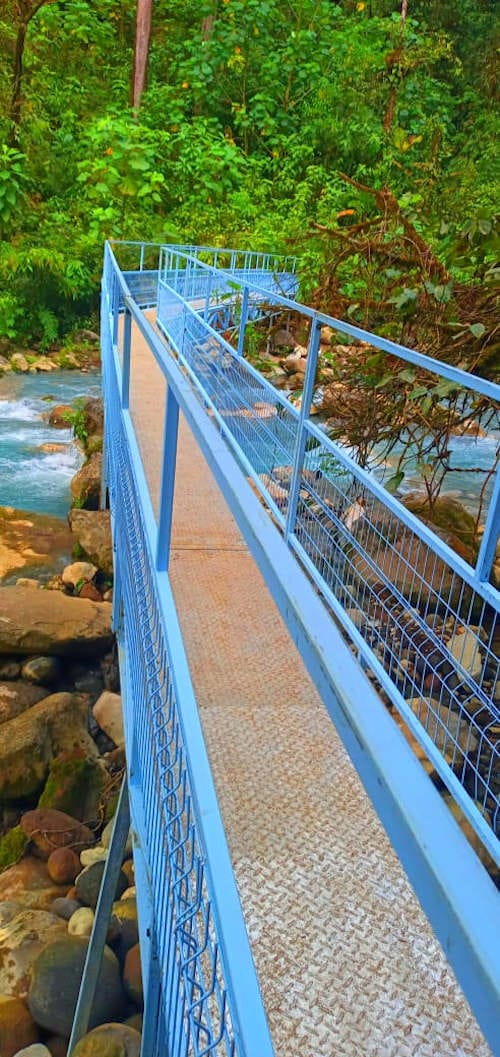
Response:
8,19,27,145
132,0,153,110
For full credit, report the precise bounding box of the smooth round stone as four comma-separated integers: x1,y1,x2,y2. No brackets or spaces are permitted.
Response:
61,562,97,588
28,938,125,1036
71,1023,141,1057
68,907,94,938
121,886,136,901
101,819,132,859
80,846,107,868
47,848,81,886
75,861,128,909
123,944,143,1008
51,898,81,922
13,1047,51,1057
0,994,39,1057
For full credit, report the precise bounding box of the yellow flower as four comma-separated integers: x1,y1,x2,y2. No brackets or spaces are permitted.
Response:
182,81,189,89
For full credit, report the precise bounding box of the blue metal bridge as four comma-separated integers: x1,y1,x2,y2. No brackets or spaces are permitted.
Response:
70,241,499,1056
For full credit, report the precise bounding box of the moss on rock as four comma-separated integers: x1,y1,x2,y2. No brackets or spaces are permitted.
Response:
0,826,29,871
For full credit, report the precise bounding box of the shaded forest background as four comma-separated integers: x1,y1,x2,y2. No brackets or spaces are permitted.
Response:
0,0,498,375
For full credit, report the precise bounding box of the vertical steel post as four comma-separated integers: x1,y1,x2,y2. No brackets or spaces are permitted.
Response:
67,776,131,1054
285,320,321,541
204,270,213,321
476,470,500,584
237,286,250,357
156,386,180,571
140,243,145,271
121,306,132,411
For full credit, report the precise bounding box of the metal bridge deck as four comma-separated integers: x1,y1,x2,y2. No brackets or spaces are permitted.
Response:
126,314,491,1057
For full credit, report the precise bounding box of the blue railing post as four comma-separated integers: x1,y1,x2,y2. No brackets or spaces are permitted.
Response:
237,286,250,357
476,471,500,584
156,386,180,571
121,305,132,411
285,320,321,540
204,270,213,321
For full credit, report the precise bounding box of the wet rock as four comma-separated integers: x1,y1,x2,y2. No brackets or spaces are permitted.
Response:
34,357,54,373
0,693,99,802
0,995,39,1056
0,858,66,912
82,398,104,438
71,1023,142,1057
92,692,124,747
0,681,47,724
0,508,73,584
110,900,138,953
20,810,94,861
13,1047,51,1057
27,938,125,1036
0,587,113,658
61,562,97,589
0,906,66,998
21,657,62,688
47,848,81,886
123,944,142,1007
48,406,72,429
75,861,128,910
68,510,113,578
70,453,102,511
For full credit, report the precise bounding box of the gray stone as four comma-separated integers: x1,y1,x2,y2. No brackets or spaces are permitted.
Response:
0,588,112,658
28,938,125,1035
51,898,81,921
70,453,102,510
20,657,62,688
0,662,21,680
75,861,128,910
447,628,483,680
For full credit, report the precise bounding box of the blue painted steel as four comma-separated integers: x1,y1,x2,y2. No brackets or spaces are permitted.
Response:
100,240,500,1057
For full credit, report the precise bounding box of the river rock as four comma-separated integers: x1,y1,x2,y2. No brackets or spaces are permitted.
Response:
82,398,104,438
110,900,138,953
75,861,128,910
0,692,99,802
10,354,29,373
0,588,113,657
27,938,125,1035
38,748,106,823
33,357,54,373
70,453,102,510
14,1047,51,1056
0,995,39,1056
72,1023,142,1057
80,846,107,867
0,906,67,998
0,859,66,912
0,661,21,679
447,627,483,679
21,657,62,687
78,582,103,601
92,692,124,747
47,848,81,885
0,681,47,724
51,898,82,922
61,561,97,588
20,810,94,861
68,509,113,577
67,907,94,938
48,406,72,429
123,944,142,1007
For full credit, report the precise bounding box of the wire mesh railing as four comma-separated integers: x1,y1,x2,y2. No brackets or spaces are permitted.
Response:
156,248,500,868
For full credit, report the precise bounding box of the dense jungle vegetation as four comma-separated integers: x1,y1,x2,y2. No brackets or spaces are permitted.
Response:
0,0,498,374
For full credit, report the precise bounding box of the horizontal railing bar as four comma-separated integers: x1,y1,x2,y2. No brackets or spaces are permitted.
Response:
107,266,500,1052
162,250,499,402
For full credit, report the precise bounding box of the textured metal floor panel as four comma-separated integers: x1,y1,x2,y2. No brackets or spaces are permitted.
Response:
128,317,491,1057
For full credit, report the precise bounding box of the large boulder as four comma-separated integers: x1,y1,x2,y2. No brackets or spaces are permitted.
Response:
0,682,47,725
20,809,94,861
0,858,67,912
0,692,99,802
0,905,66,998
0,588,112,657
27,938,125,1036
82,398,104,439
38,748,106,823
0,995,39,1056
70,453,102,510
0,507,73,584
68,509,113,577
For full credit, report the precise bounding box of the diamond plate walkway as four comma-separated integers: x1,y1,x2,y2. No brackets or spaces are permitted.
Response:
125,314,491,1057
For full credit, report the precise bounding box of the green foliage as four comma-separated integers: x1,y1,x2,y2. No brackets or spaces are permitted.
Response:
0,825,28,871
62,399,88,444
0,0,496,356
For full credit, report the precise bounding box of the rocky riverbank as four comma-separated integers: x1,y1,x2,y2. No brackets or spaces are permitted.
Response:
0,392,144,1055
